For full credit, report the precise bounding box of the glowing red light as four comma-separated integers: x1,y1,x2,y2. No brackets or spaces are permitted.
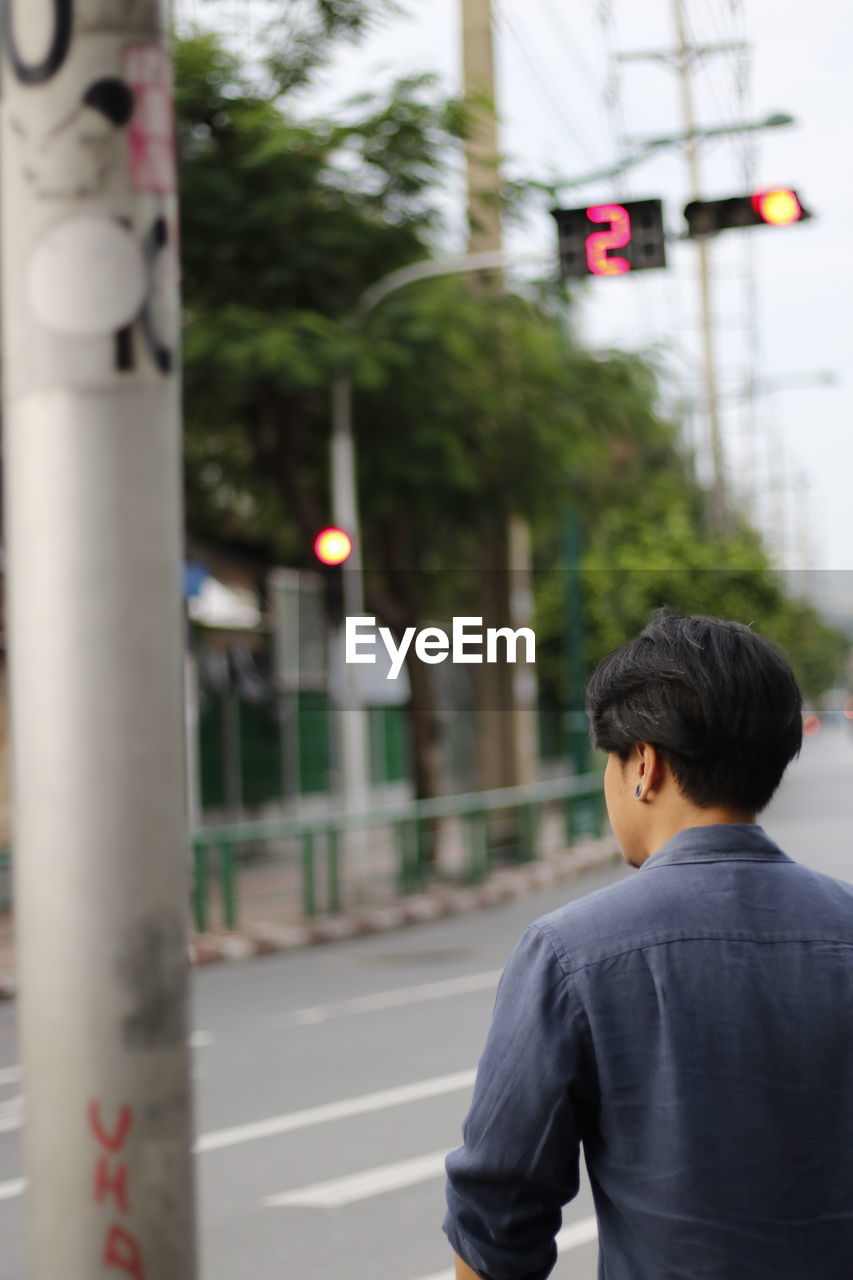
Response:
314,527,352,566
803,713,821,738
585,204,632,276
751,188,801,227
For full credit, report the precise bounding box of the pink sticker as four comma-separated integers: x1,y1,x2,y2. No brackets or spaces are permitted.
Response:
124,45,176,195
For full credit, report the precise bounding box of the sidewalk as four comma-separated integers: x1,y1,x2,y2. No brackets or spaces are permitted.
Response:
0,833,622,1000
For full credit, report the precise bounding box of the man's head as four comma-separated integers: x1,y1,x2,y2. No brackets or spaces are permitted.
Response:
585,609,803,863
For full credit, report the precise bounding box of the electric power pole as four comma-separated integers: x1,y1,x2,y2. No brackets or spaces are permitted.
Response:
462,0,503,256
461,0,538,791
672,0,726,529
619,5,744,529
2,4,198,1277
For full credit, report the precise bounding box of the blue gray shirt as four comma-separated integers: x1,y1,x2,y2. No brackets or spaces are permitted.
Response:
444,823,853,1279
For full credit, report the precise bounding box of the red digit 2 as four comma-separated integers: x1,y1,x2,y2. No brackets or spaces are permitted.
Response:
585,204,631,276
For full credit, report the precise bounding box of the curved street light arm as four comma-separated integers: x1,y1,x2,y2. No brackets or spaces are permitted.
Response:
356,249,551,319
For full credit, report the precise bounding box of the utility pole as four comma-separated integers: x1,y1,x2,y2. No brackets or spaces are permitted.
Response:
462,0,502,255
461,0,538,790
2,4,198,1277
672,0,726,528
618,7,747,529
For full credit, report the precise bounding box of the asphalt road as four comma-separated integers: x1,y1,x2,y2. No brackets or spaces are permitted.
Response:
0,722,851,1278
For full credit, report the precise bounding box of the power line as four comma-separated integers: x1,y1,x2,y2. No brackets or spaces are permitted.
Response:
682,4,739,138
597,0,671,348
595,0,632,193
536,0,604,101
492,0,600,170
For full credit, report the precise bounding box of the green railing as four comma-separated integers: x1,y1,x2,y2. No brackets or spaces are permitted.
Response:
192,770,606,933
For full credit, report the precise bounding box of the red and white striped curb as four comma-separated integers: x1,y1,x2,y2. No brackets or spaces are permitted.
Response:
0,837,621,995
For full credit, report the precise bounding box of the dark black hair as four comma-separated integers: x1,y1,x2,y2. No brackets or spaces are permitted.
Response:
585,608,803,813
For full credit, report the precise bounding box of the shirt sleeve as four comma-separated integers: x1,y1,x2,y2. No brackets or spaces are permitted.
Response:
443,923,593,1280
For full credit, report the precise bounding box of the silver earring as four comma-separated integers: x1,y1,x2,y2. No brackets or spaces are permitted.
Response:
635,785,642,798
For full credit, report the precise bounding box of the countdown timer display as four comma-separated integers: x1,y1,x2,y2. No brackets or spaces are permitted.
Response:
552,199,667,278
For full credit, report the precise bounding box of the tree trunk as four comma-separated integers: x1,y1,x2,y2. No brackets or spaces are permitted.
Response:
403,640,443,802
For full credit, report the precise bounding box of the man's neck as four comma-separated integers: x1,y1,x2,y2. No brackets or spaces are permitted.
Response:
640,808,757,865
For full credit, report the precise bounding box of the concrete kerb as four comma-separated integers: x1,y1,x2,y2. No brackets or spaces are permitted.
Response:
0,835,622,995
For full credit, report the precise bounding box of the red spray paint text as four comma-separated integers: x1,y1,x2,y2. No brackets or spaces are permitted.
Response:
89,1101,146,1279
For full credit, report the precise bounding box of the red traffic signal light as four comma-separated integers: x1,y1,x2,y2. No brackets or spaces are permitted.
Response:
684,188,810,237
552,199,667,278
313,528,352,626
751,187,802,226
314,527,352,566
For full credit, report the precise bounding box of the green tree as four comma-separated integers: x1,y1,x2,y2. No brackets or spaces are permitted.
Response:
175,20,847,801
175,28,671,796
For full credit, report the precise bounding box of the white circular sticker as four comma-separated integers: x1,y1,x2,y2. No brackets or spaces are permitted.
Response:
28,217,147,336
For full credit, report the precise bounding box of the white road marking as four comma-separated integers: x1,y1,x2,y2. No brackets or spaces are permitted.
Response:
556,1216,599,1249
0,1064,479,1146
0,1067,477,1201
286,971,503,1027
196,1068,477,1155
264,1149,448,1209
0,1178,25,1202
410,1215,599,1280
0,1067,21,1088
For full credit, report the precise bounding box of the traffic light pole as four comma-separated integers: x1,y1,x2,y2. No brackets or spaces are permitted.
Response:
330,370,371,821
2,5,197,1277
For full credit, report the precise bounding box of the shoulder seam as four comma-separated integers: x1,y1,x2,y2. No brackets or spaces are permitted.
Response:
550,932,853,976
530,919,575,978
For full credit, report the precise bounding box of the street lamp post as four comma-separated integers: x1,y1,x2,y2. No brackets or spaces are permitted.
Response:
329,250,547,817
330,368,370,820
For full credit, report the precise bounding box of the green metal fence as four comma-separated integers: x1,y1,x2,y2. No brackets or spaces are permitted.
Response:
192,770,607,933
0,849,10,914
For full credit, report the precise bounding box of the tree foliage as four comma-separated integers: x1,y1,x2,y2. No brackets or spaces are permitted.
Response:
174,14,848,793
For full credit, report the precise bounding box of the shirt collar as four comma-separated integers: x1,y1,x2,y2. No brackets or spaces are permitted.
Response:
639,822,793,872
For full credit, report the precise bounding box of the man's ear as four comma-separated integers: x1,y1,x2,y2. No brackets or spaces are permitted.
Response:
636,742,665,796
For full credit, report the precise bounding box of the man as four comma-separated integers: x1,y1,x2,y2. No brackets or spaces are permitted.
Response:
444,609,853,1279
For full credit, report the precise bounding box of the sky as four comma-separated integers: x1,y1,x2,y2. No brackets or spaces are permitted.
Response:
179,0,853,603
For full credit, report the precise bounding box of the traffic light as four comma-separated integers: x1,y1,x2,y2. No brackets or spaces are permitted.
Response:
552,199,667,279
683,187,811,238
313,526,352,627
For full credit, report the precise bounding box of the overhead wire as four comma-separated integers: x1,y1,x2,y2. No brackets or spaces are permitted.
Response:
536,0,606,102
492,0,601,172
671,2,737,506
682,4,740,139
685,0,776,549
594,0,670,353
729,0,776,554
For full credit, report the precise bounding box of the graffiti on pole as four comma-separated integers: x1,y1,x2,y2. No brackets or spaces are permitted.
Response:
124,44,176,195
89,1100,147,1279
10,75,135,199
2,0,73,85
3,0,178,381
